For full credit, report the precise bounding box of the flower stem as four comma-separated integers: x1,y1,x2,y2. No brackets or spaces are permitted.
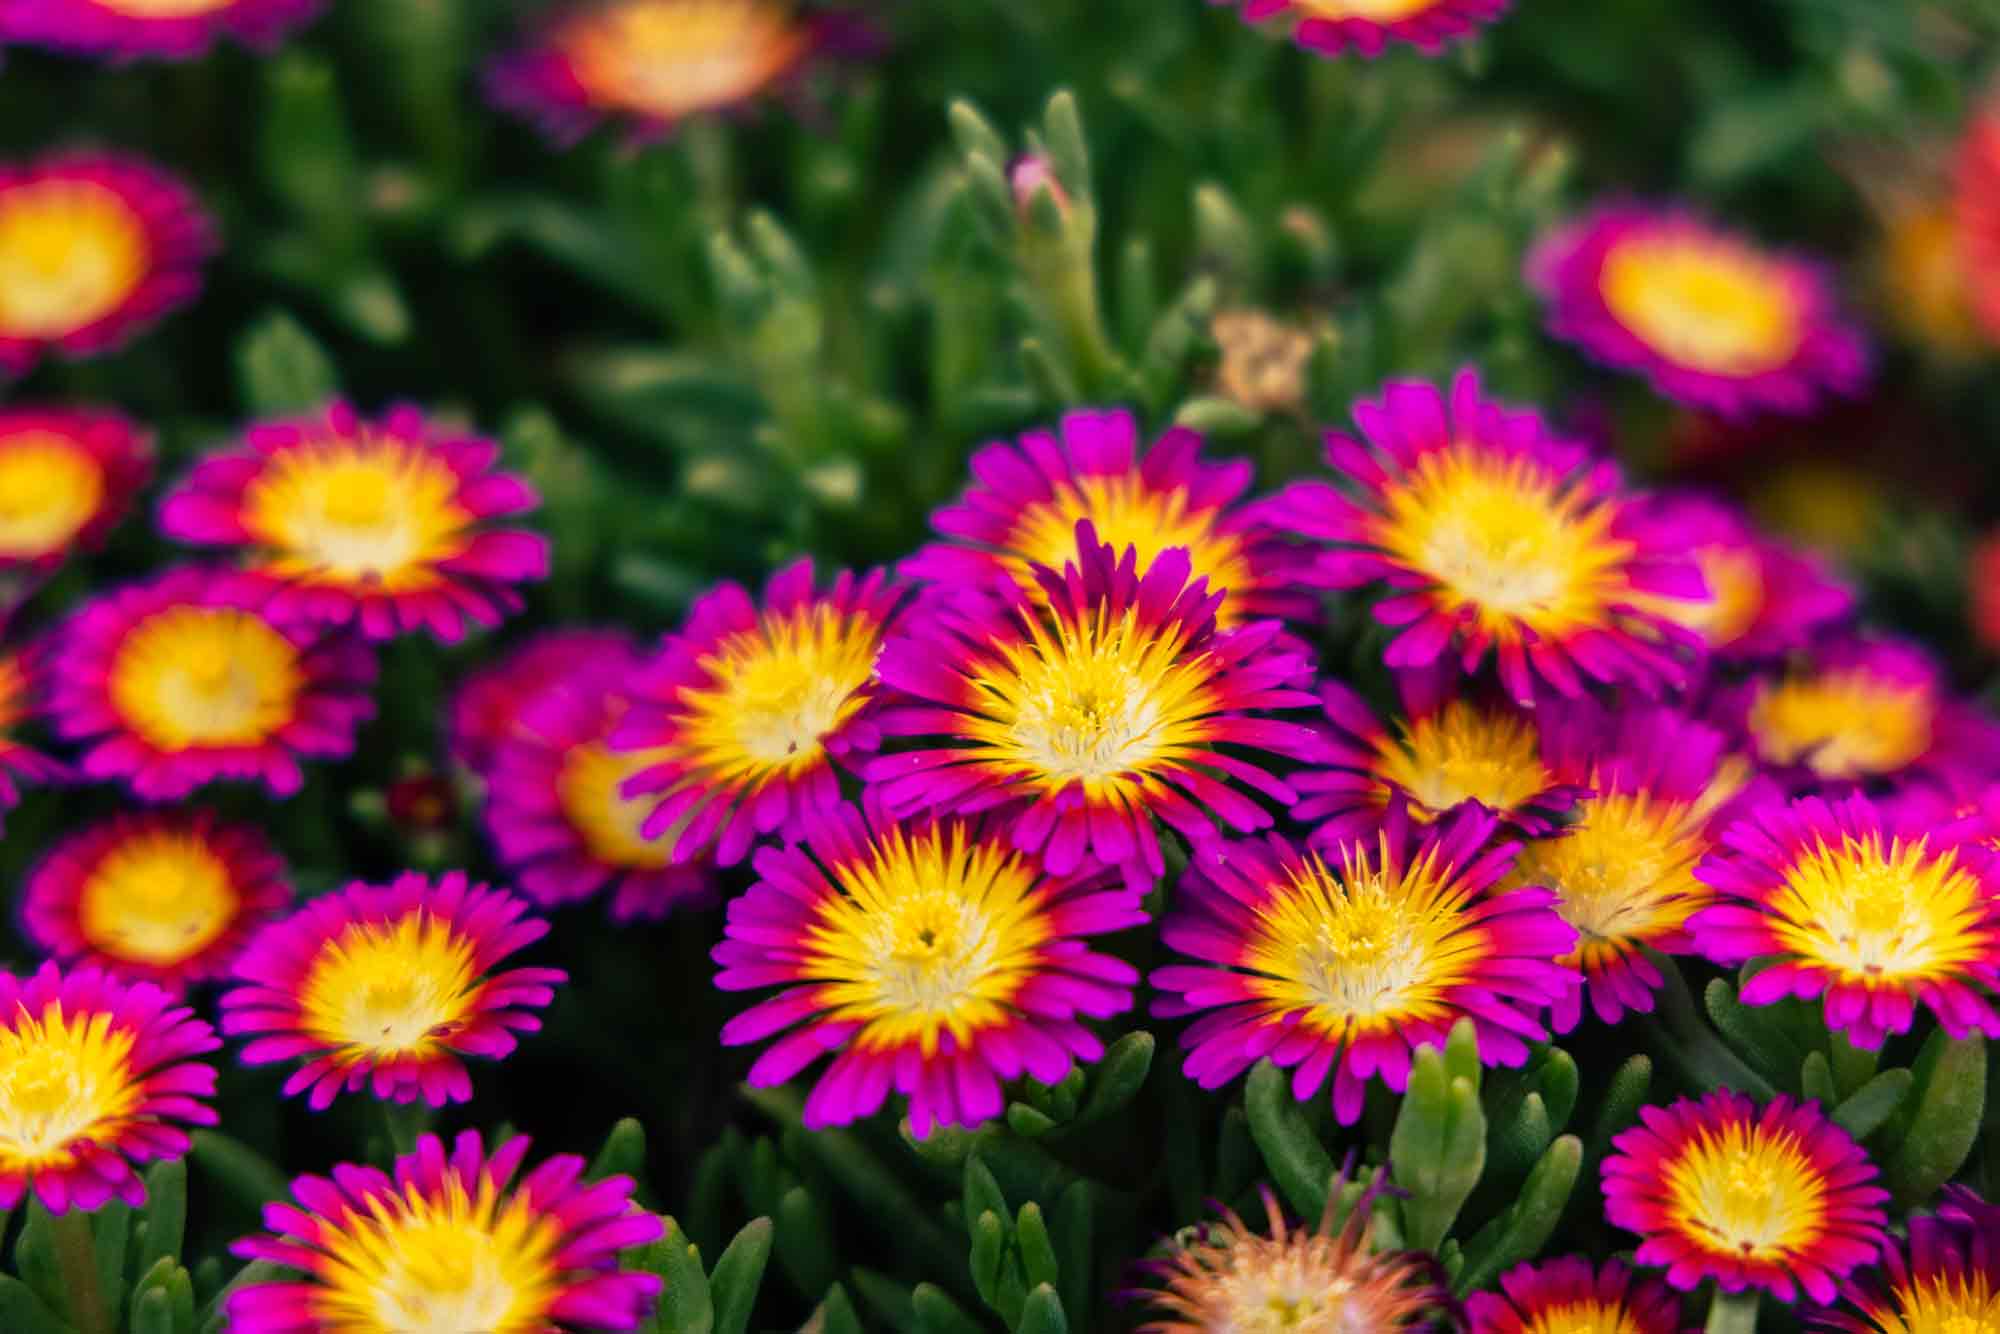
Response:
1705,1288,1760,1334
381,1098,432,1160
51,1208,111,1334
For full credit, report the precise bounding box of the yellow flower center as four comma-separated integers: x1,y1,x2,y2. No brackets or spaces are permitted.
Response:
1871,1274,2000,1334
1292,0,1437,20
1526,1302,1648,1334
1507,792,1708,960
0,432,105,560
1650,543,1765,649
555,742,675,868
1882,202,1982,356
240,436,473,592
803,826,1052,1056
1371,700,1553,819
1370,445,1635,642
0,180,149,340
1748,670,1934,779
305,1175,564,1334
297,913,480,1059
107,606,303,750
1765,834,1988,985
95,0,237,14
1599,235,1804,376
1663,1122,1826,1258
77,827,241,967
565,0,811,119
0,1003,141,1174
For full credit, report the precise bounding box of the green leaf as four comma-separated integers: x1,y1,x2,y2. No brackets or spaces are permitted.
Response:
1886,1033,1987,1208
234,310,339,416
1802,1051,1840,1108
773,1186,837,1303
1454,1136,1582,1295
1488,1092,1554,1190
1443,1017,1481,1090
1077,1031,1154,1126
0,1276,73,1334
1390,1039,1487,1252
15,1201,63,1316
642,1219,713,1334
1831,1070,1913,1141
1707,978,1807,1090
817,1284,866,1334
92,1199,131,1328
947,100,1011,170
588,1118,648,1185
131,1287,174,1334
1533,1048,1580,1132
1829,1032,1882,1101
708,1218,772,1334
138,1159,187,1280
1015,1203,1058,1293
1007,1103,1059,1138
1016,1283,1069,1334
912,1282,985,1334
1174,396,1261,437
1245,1058,1337,1221
970,1210,1007,1309
189,1132,293,1211
1052,1182,1093,1328
850,1269,917,1333
964,1157,1009,1239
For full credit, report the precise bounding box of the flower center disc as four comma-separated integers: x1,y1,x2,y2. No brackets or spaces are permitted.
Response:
0,181,149,340
1293,0,1439,20
1373,701,1552,818
299,914,479,1056
555,742,674,868
1599,237,1804,376
78,829,240,966
1748,671,1934,779
1510,793,1704,949
681,606,879,778
1009,477,1256,624
1526,1301,1646,1334
1665,1127,1825,1258
0,432,105,559
241,437,472,590
108,606,304,749
565,0,810,119
0,1004,140,1169
1774,836,1986,982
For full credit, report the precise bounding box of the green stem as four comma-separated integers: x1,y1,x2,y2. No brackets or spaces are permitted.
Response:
382,1099,433,1160
1704,1288,1759,1334
51,1209,111,1334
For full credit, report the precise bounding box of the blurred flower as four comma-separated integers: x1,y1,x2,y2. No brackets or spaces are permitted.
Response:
715,803,1143,1137
1956,93,2000,344
1879,197,1985,357
1691,793,2000,1050
227,1129,663,1332
1468,1257,1689,1334
448,628,638,777
1630,494,1852,659
0,151,212,376
1211,309,1315,415
0,960,219,1213
45,567,377,800
1528,204,1870,418
1262,368,1706,704
1971,529,2000,654
221,871,565,1109
0,405,151,575
614,560,902,868
0,652,63,830
1139,1168,1448,1334
0,0,323,60
1602,1090,1887,1303
159,401,549,643
870,525,1325,887
23,809,291,992
1008,153,1070,218
903,409,1313,626
1817,1185,2000,1334
1151,810,1577,1124
1217,0,1510,60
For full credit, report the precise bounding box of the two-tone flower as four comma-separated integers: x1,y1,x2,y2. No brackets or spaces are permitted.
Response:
1816,1186,2000,1334
1468,1258,1690,1334
1631,494,1853,659
0,0,322,59
449,628,640,777
0,405,152,575
0,651,63,830
1216,0,1510,60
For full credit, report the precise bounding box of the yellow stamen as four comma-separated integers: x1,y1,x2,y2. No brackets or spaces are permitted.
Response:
1508,792,1709,967
1524,1302,1649,1334
0,1003,141,1176
554,742,675,868
1600,236,1803,375
0,181,148,340
564,0,811,120
1749,670,1933,779
1648,543,1765,649
0,433,105,560
1663,1121,1827,1258
1371,700,1553,819
1766,834,1988,985
107,606,303,749
77,827,240,967
297,914,480,1060
240,435,473,592
1867,1272,2000,1334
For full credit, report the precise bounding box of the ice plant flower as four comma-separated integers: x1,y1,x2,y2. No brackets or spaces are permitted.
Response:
1528,204,1870,418
614,560,902,868
449,628,638,777
0,151,212,376
715,803,1145,1137
1151,810,1579,1123
902,409,1312,626
485,642,711,921
1295,681,1581,845
0,960,220,1213
1261,368,1706,704
1631,494,1853,659
870,525,1326,886
1216,0,1510,60
22,809,291,992
44,567,376,800
1137,1166,1449,1334
0,405,152,575
1816,1186,2000,1334
0,0,323,60
226,1130,663,1332
159,401,549,642
1468,1257,1689,1334
220,872,566,1109
0,652,63,830
1690,793,2000,1049
1602,1090,1888,1303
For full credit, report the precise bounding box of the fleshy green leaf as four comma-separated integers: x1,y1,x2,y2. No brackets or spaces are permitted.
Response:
707,1218,772,1334
588,1118,648,1185
1455,1136,1582,1295
1016,1283,1069,1334
1246,1058,1336,1222
1885,1033,1987,1208
1831,1070,1913,1141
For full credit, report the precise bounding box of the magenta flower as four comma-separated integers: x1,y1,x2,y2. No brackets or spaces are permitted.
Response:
0,651,64,830
1468,1258,1690,1334
0,405,152,575
159,401,549,642
1215,0,1510,59
1817,1187,2000,1334
449,628,640,777
0,0,323,60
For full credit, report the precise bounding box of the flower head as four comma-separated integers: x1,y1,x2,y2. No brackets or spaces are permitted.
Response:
221,872,566,1109
1138,1167,1449,1334
227,1129,663,1332
1816,1187,2000,1334
1217,0,1510,60
23,809,291,992
0,405,152,574
0,0,323,60
715,803,1144,1137
614,560,902,868
1211,309,1316,414
1468,1257,1690,1334
0,152,212,376
45,567,377,800
903,409,1312,626
1261,368,1706,704
1691,793,2000,1049
1529,204,1870,417
0,652,63,829
159,401,549,642
449,628,639,777
1152,810,1578,1123
1631,494,1853,659
0,961,219,1213
1602,1090,1888,1303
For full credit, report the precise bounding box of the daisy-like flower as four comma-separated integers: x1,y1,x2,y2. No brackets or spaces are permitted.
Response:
613,560,902,869
448,628,638,777
0,0,323,60
869,525,1326,886
0,960,219,1213
1690,793,2000,1049
1138,1166,1449,1334
715,803,1144,1137
159,401,549,643
23,809,291,992
1631,495,1853,659
1216,0,1510,60
1816,1186,2000,1334
902,409,1312,627
226,1130,663,1332
0,652,63,830
44,567,376,800
1957,93,2000,345
1528,204,1870,418
1260,368,1707,704
0,405,152,575
1151,809,1578,1123
1468,1257,1689,1334
1295,681,1582,846
0,152,211,376
486,0,847,146
1602,1090,1888,1303
485,642,710,922
220,871,566,1109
